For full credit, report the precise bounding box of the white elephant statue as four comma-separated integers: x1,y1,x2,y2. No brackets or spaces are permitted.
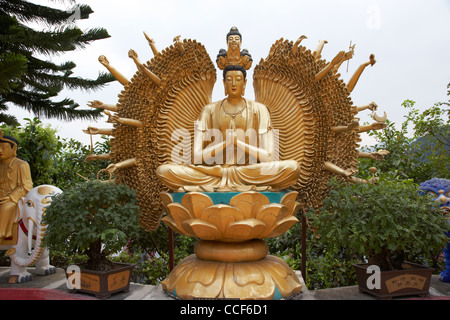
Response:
0,185,62,283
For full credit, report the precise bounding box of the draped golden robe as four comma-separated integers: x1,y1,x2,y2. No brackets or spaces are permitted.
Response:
0,157,33,239
156,100,300,191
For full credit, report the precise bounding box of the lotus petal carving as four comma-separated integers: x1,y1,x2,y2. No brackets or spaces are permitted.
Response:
161,191,300,241
162,254,302,300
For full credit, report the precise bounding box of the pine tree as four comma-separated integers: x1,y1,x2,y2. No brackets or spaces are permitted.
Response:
0,0,115,125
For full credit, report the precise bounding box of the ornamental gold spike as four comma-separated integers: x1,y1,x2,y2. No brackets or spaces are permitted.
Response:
313,40,327,58
87,100,118,112
292,35,307,54
128,49,162,85
98,55,129,86
143,31,159,56
347,54,376,93
173,35,184,53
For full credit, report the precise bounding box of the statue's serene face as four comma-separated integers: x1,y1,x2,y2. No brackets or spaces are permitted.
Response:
224,70,246,99
227,35,241,50
0,142,14,162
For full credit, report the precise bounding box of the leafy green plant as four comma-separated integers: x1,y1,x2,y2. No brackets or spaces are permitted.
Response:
305,178,449,271
53,136,111,190
268,221,364,290
110,223,196,285
357,95,449,183
1,118,61,186
1,118,112,189
42,180,141,272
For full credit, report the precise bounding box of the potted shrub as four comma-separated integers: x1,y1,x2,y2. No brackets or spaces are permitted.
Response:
42,180,141,299
306,178,449,299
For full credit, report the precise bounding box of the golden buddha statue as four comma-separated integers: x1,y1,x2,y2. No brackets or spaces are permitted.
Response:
88,26,388,232
0,131,33,240
156,63,301,192
84,26,390,299
155,27,299,192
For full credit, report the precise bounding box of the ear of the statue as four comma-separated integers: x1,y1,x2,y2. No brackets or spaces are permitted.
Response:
12,145,17,157
223,79,228,96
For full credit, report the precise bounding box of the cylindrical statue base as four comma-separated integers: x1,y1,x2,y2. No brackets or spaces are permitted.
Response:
160,190,303,300
162,239,302,300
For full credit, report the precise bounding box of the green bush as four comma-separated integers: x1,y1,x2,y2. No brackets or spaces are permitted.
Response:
305,178,449,271
268,222,363,290
111,224,196,285
42,180,141,271
1,118,111,189
1,118,60,186
357,98,449,183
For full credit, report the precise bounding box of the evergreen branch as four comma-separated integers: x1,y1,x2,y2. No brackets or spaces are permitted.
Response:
1,23,110,56
0,0,111,123
26,56,76,74
2,89,103,121
0,0,93,26
60,72,115,92
0,52,28,93
0,25,84,55
23,70,114,93
77,27,111,43
0,111,19,126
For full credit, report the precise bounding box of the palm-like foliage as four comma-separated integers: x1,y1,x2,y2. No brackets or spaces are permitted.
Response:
0,0,114,125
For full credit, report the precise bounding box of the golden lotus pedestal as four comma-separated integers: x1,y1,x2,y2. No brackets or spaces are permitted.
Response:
160,190,303,300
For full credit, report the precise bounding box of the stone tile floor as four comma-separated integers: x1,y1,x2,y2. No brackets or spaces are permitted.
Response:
0,267,449,300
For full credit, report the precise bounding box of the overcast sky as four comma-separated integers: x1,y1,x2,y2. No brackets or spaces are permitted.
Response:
16,0,450,148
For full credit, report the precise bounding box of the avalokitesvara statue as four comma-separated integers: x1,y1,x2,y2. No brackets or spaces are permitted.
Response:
85,27,389,299
156,27,301,192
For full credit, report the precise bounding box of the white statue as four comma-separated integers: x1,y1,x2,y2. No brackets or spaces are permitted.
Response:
1,185,62,283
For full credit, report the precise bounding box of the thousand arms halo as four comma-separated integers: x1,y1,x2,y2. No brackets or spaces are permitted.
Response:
85,28,388,231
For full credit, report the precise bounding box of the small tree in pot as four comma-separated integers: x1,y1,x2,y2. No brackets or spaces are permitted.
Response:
306,178,449,272
42,180,141,272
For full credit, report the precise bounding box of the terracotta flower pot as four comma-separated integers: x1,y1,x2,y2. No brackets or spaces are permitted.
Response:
65,262,135,299
353,262,434,300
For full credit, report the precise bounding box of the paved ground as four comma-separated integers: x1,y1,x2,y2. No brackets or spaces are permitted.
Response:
0,267,449,300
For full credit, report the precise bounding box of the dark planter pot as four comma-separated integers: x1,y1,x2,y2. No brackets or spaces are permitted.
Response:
65,262,135,299
353,262,434,300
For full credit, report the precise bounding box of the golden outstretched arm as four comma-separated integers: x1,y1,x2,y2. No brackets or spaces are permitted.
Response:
347,54,376,92
98,55,129,86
